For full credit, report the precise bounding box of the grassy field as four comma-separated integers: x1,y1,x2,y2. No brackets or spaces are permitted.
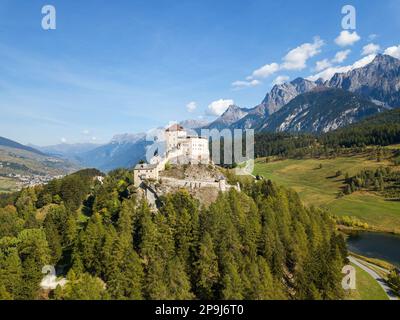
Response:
253,154,400,233
0,177,18,193
345,263,389,300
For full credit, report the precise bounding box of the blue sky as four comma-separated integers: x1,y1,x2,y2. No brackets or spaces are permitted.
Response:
0,0,399,145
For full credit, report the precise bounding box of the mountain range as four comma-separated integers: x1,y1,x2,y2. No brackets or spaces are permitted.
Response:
206,54,400,132
258,88,384,133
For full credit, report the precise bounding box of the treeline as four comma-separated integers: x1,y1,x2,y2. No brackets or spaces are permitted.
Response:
321,108,400,148
0,168,347,300
341,167,400,199
254,133,317,159
253,109,400,159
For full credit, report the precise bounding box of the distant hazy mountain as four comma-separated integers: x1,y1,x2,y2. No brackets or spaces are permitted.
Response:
328,54,400,108
32,143,101,161
0,136,79,189
179,119,209,129
258,88,383,133
77,133,150,172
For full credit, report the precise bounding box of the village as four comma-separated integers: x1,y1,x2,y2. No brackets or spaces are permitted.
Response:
1,172,65,189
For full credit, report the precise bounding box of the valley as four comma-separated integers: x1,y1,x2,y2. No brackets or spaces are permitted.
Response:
0,142,79,192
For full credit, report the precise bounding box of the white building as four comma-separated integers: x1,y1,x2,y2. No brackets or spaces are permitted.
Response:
134,124,210,186
134,163,159,186
165,124,210,164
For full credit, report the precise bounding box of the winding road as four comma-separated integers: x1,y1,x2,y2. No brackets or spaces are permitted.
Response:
349,256,399,300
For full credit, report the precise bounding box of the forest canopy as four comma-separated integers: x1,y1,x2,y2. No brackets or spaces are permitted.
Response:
0,168,347,300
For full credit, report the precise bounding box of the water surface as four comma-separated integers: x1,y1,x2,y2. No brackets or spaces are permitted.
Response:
347,231,400,268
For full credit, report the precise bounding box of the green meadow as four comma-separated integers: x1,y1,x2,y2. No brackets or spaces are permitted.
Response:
345,263,389,300
253,155,400,233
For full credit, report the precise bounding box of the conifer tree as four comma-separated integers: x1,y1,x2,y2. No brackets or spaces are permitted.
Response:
194,232,219,299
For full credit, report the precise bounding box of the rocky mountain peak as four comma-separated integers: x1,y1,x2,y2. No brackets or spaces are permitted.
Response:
260,77,318,115
328,54,400,108
218,105,248,123
204,105,249,130
371,54,399,65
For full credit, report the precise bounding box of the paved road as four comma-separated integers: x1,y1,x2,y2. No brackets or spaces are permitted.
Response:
349,256,399,300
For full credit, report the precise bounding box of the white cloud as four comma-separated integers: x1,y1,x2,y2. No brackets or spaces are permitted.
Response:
335,31,361,47
235,37,324,88
362,43,380,56
61,137,67,143
313,50,351,75
332,49,351,63
307,66,350,82
207,99,235,116
186,101,197,113
92,137,97,141
281,37,325,70
232,79,261,89
352,54,376,69
82,129,90,135
308,54,376,81
273,75,290,85
315,59,332,72
384,45,400,59
250,63,279,79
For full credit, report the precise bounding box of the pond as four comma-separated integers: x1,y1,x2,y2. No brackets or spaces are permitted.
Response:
346,231,400,268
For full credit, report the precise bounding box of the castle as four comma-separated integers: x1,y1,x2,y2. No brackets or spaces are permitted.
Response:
134,124,210,186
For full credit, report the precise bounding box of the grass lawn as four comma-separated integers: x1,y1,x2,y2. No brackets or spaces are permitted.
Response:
253,155,400,233
345,263,389,300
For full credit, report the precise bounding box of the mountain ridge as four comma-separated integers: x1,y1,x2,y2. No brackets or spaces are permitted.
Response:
258,88,384,133
204,54,400,132
0,136,46,156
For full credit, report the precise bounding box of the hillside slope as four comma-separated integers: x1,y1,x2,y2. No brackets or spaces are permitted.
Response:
0,136,45,155
258,89,383,133
0,138,79,192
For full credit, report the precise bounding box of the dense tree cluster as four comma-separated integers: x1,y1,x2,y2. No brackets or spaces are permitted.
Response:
321,108,400,148
0,167,347,300
341,167,400,200
252,109,400,160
